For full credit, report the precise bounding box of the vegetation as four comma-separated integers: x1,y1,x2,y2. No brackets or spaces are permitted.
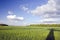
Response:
29,24,60,27
0,24,60,40
0,24,8,26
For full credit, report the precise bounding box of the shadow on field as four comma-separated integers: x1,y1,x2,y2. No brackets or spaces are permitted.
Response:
46,29,55,40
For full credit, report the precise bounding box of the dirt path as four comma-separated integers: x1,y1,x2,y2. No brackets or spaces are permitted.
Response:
46,29,55,40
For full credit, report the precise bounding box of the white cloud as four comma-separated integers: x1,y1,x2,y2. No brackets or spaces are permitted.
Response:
7,15,24,22
31,0,56,15
8,11,13,15
7,11,24,22
40,18,59,22
24,0,60,24
22,6,30,13
22,6,28,11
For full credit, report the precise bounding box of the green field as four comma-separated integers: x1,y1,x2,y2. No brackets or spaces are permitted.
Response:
0,26,60,40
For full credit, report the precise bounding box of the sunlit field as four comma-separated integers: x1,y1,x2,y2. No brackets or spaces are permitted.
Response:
0,25,60,40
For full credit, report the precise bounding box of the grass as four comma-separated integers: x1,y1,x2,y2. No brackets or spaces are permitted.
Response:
0,26,60,40
54,31,60,40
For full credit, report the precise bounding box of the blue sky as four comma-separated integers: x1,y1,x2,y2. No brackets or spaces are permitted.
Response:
0,0,60,26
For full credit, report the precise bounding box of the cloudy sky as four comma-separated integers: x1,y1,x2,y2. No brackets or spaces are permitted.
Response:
0,0,60,26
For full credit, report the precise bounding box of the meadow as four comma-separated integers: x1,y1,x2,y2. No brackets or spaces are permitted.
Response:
0,24,60,40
